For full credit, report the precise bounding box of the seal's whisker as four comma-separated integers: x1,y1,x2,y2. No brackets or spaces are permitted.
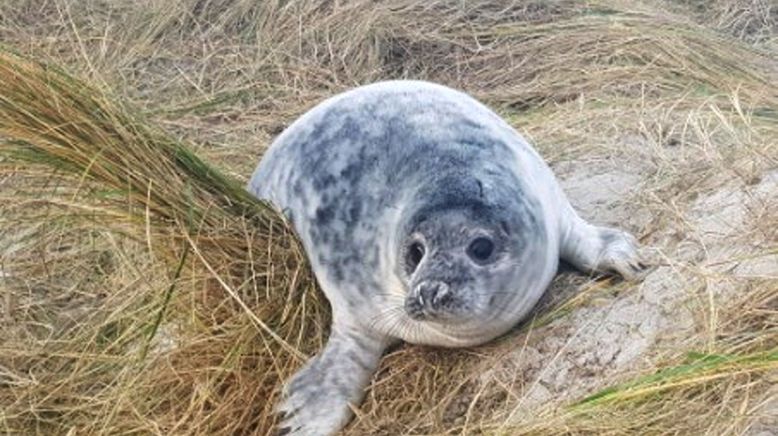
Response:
367,307,401,333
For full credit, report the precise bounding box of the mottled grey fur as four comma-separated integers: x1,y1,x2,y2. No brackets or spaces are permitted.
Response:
248,81,645,435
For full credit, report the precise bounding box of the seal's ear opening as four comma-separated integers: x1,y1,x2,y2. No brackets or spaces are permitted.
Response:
500,220,511,235
475,179,485,198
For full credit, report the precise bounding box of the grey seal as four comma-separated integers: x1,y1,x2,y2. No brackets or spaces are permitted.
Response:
247,80,645,435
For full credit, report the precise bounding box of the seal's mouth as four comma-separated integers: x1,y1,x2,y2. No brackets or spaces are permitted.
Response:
405,307,464,323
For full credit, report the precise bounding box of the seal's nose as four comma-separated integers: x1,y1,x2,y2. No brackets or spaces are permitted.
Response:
416,281,451,310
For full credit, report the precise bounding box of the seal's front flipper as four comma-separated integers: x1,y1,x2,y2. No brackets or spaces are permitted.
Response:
277,325,387,436
560,213,647,280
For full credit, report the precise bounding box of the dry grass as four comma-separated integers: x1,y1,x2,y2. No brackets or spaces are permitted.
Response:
1,0,777,435
0,49,327,434
672,0,777,44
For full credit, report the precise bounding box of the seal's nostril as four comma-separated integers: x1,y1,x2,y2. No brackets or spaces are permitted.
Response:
419,284,435,305
433,285,451,306
416,281,449,309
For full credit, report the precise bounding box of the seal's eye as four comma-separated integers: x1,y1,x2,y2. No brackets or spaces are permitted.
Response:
406,242,425,273
467,237,494,263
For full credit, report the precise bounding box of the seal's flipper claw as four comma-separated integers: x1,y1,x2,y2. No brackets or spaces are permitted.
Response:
560,216,648,281
276,326,387,436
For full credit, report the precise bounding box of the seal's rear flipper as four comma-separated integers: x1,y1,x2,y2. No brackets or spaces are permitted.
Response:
277,325,387,435
559,213,647,281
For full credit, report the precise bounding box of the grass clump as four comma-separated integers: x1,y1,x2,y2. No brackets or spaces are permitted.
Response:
0,48,327,434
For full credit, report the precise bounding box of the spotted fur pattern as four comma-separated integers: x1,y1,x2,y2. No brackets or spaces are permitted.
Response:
247,81,644,435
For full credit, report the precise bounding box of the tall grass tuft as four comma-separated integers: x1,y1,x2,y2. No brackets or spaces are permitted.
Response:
0,48,328,434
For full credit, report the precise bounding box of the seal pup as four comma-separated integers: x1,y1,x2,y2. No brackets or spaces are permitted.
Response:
247,80,645,435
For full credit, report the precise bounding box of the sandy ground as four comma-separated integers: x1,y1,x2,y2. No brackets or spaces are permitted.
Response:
479,147,778,424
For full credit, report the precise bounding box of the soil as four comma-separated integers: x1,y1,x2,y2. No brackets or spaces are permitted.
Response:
481,154,778,421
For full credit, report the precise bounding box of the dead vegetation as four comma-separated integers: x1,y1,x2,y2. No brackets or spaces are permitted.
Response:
0,0,776,435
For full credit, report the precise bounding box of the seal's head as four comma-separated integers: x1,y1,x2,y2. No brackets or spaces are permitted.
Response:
400,204,524,323
392,173,547,345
